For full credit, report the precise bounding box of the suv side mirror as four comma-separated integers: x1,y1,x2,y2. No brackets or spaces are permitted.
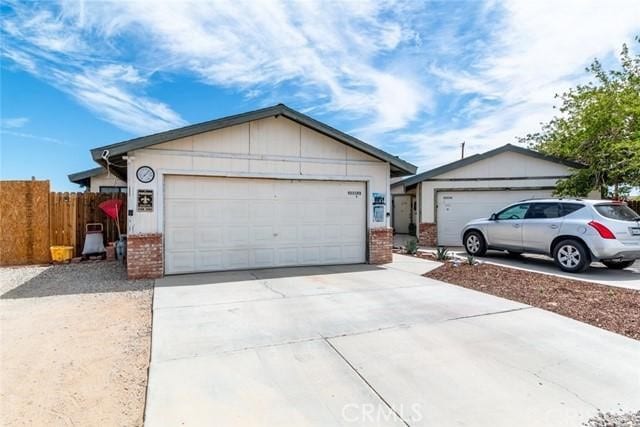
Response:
489,213,497,221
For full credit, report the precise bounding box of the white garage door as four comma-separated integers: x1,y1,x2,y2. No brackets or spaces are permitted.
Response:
436,189,555,246
164,176,366,274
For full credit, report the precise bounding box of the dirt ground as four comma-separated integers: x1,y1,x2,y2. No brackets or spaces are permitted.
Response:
424,260,640,341
0,262,153,426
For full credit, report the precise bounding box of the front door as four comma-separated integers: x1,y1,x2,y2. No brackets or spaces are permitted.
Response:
487,203,531,250
392,195,412,234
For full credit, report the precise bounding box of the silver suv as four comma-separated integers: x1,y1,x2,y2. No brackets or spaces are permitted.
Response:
461,199,640,273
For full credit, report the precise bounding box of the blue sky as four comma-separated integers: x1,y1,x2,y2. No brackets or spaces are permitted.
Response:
1,0,639,191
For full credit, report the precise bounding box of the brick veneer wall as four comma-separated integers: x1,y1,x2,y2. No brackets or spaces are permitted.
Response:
127,233,163,279
369,227,393,264
418,222,437,246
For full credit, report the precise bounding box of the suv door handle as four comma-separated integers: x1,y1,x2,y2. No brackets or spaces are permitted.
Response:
513,224,520,228
550,224,559,229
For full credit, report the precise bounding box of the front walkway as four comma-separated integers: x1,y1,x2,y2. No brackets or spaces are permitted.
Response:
145,255,640,426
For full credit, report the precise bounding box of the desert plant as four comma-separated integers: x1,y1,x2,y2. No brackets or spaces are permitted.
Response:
405,238,418,255
466,255,476,265
435,246,449,261
408,223,417,236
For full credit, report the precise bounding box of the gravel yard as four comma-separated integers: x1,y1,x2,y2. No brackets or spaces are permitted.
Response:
424,261,640,340
0,262,152,426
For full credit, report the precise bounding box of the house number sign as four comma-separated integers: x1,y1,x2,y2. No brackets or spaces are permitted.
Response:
137,189,154,212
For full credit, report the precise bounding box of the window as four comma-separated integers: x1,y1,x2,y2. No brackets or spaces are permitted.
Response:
525,203,561,219
99,186,127,194
595,204,640,221
561,203,584,217
496,203,530,220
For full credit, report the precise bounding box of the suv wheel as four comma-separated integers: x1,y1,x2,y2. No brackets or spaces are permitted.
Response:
464,231,487,256
602,260,635,270
553,239,590,273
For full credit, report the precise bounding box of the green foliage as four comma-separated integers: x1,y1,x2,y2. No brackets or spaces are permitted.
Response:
408,223,417,236
466,255,476,266
405,238,418,255
521,37,640,198
435,246,449,261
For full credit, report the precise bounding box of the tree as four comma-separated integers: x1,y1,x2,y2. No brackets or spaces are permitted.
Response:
521,37,640,198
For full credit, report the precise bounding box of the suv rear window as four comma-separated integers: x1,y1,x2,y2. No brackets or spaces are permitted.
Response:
594,204,640,221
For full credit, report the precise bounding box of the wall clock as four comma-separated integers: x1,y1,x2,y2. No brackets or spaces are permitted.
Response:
136,166,155,183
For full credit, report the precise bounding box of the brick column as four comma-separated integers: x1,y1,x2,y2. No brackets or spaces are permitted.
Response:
368,227,393,264
418,222,437,246
127,233,163,279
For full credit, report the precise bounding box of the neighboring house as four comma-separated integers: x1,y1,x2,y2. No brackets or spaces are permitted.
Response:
68,167,127,193
86,104,416,278
391,144,597,247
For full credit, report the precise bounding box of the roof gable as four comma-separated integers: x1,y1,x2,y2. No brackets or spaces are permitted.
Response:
393,144,584,188
68,166,106,186
90,104,416,177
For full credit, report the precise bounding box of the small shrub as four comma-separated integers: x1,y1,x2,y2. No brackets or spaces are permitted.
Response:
466,255,476,265
435,246,449,261
408,223,417,236
405,238,418,255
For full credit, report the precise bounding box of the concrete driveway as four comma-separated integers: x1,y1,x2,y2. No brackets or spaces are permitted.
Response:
145,255,640,426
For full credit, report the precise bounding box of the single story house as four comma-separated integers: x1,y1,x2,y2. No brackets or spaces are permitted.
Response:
391,144,596,247
88,104,416,278
68,166,127,193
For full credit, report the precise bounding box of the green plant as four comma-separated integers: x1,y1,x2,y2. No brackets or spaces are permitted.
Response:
408,223,417,236
405,238,418,255
466,255,476,265
435,246,449,261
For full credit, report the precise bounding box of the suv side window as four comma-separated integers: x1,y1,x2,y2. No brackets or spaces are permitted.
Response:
496,203,530,220
561,203,584,217
525,203,561,219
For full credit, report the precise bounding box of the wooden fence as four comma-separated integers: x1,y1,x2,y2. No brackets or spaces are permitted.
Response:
49,192,127,256
0,179,127,266
0,180,51,265
628,200,640,214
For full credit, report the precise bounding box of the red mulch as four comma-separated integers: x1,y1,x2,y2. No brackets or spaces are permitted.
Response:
424,260,640,340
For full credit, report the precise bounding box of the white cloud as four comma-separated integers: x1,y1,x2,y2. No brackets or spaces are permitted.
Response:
408,0,640,172
1,117,29,128
1,0,428,135
0,129,72,146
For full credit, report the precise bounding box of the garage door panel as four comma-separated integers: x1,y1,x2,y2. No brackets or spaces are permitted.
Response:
299,247,320,263
224,201,250,223
196,202,222,223
277,225,299,243
226,226,249,244
195,251,224,270
167,203,195,225
166,227,195,250
167,252,195,274
342,225,364,241
252,226,276,242
436,189,554,246
300,224,322,240
165,176,366,274
225,250,250,269
196,228,224,248
342,244,365,262
253,248,275,267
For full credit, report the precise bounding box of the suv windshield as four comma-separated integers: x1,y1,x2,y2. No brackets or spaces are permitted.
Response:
594,204,640,221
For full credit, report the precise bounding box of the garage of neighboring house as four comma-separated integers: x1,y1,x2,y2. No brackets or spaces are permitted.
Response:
88,104,416,278
391,144,593,247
